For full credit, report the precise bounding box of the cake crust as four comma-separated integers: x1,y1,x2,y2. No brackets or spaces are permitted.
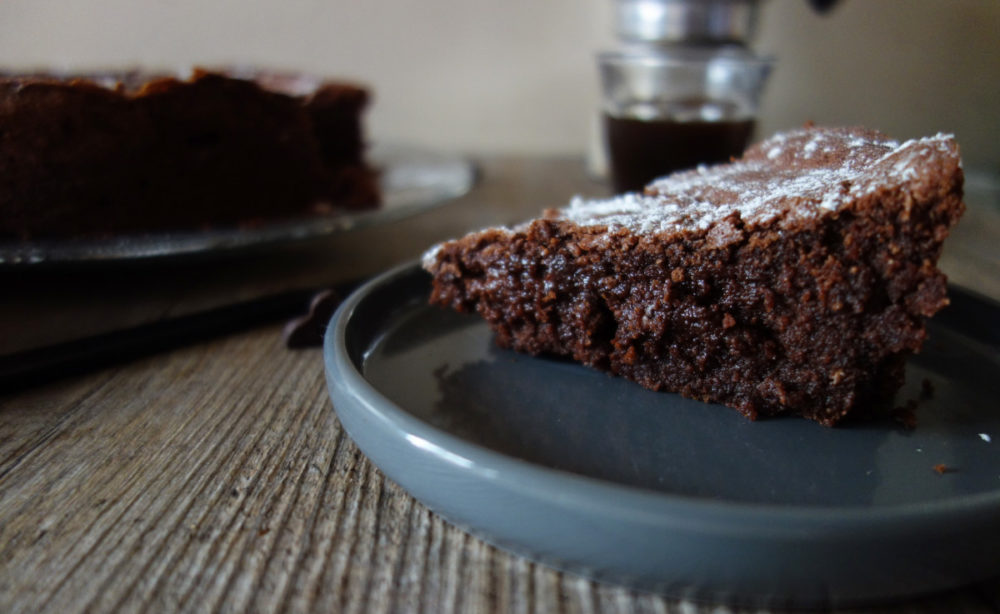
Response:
423,126,965,426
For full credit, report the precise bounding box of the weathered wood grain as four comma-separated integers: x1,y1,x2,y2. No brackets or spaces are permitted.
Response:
1,324,998,614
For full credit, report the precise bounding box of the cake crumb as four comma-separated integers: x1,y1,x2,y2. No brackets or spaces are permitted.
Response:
920,378,935,400
890,400,918,429
283,289,343,349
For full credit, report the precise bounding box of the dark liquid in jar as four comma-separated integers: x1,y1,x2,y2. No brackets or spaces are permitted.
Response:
604,115,755,193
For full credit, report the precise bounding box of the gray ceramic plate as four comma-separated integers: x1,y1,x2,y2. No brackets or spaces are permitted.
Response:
0,146,475,265
324,262,1000,608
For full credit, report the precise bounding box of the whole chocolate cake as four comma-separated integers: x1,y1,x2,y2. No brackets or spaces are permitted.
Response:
423,126,965,425
0,68,378,239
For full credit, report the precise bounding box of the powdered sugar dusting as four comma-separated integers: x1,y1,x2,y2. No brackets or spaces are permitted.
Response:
422,127,961,271
555,127,958,236
421,242,443,269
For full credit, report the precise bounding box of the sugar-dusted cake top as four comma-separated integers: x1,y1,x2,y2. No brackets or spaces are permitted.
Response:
554,126,960,236
422,126,962,269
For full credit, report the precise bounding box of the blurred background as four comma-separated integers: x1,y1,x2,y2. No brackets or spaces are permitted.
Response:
0,0,997,174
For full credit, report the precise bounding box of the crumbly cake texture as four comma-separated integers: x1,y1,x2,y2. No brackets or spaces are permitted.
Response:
0,68,378,239
423,126,965,426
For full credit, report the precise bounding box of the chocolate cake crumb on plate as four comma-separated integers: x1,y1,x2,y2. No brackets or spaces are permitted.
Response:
423,126,965,425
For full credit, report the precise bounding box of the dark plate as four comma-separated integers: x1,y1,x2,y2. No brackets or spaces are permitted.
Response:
324,262,1000,608
0,146,475,265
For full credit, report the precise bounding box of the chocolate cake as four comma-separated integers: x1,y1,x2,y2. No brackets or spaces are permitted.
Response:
422,126,965,425
0,68,378,239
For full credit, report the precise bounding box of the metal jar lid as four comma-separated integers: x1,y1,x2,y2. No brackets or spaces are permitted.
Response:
613,0,760,45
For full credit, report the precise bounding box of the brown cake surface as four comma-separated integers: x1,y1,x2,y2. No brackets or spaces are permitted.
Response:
422,126,965,426
0,68,379,239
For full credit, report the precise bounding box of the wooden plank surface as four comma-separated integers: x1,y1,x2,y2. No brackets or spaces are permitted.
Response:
1,158,999,613
1,325,998,614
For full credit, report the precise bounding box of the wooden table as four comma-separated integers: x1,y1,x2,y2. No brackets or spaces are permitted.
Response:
2,158,999,614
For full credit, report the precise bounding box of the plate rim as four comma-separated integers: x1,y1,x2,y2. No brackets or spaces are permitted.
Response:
325,260,1000,532
324,260,1000,604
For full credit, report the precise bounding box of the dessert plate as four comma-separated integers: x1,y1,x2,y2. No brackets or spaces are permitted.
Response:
0,145,475,265
324,262,1000,608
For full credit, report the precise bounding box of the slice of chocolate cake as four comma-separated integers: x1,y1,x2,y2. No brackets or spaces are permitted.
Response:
422,126,965,425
